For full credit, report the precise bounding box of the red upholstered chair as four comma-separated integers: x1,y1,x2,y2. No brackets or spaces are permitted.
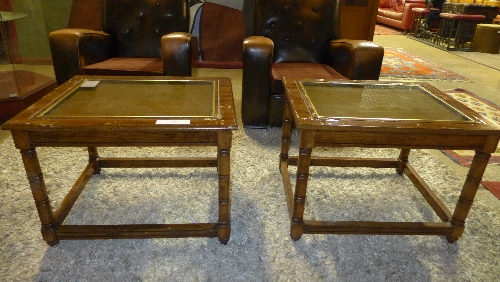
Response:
242,0,384,127
49,0,196,85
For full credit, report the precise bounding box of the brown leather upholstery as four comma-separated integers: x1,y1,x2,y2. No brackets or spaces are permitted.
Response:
242,0,385,127
49,0,195,85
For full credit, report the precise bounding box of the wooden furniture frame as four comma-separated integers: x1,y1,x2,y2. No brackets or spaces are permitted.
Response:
1,75,238,246
279,79,500,243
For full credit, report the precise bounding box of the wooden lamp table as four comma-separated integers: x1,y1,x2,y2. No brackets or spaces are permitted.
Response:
1,75,238,245
279,79,500,243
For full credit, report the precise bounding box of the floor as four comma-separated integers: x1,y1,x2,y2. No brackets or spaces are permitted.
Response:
1,34,499,185
373,35,500,183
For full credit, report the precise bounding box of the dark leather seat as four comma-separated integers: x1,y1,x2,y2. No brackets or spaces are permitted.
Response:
49,0,196,85
242,0,384,127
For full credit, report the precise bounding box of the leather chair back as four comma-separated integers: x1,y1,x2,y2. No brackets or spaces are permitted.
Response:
103,0,189,58
253,0,341,63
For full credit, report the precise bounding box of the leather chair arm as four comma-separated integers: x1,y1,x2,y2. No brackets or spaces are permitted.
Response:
327,40,384,80
161,32,198,76
49,29,112,85
242,36,274,127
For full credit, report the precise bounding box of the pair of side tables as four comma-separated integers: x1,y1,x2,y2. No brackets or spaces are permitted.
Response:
2,75,499,246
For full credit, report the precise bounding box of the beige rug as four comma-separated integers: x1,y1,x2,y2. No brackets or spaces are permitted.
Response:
441,88,500,166
1,128,500,281
451,51,500,71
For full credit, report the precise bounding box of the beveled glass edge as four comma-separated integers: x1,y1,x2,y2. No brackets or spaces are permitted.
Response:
296,80,474,122
39,78,221,119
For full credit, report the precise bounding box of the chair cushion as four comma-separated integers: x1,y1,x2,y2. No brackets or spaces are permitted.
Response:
378,8,405,20
390,0,404,12
271,63,347,95
379,0,393,8
439,13,486,21
82,58,163,76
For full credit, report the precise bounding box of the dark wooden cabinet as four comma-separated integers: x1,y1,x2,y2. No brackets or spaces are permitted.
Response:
339,0,378,40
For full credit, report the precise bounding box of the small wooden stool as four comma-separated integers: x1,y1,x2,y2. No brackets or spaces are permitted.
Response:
471,24,500,54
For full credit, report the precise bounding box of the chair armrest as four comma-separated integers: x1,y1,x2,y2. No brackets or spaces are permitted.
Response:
161,32,198,76
49,29,111,85
327,40,384,80
242,36,274,127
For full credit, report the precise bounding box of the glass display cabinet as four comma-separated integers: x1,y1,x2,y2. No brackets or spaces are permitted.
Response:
0,0,56,122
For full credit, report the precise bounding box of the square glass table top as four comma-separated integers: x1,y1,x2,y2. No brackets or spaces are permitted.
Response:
297,81,471,122
41,79,218,119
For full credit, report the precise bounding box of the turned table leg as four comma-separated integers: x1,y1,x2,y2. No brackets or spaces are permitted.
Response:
217,130,232,244
447,136,499,242
12,131,59,246
290,130,315,241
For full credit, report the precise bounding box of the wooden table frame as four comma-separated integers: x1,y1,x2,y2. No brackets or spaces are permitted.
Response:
279,79,500,243
2,76,238,246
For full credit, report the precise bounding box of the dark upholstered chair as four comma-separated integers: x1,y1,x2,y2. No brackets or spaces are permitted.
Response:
49,0,196,85
242,0,385,127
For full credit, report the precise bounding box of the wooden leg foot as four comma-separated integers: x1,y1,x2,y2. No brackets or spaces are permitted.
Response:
219,238,229,245
218,225,230,245
46,240,60,247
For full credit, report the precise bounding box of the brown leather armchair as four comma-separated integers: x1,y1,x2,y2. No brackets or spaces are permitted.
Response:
49,0,196,85
242,0,385,127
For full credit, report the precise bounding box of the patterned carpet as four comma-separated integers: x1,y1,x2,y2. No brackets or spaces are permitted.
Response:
380,48,470,81
441,88,500,166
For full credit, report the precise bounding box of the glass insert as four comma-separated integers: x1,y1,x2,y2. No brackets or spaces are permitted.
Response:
299,82,471,121
41,79,217,118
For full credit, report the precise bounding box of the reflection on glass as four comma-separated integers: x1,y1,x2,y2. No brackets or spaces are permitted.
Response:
299,81,471,121
42,79,218,118
0,11,24,100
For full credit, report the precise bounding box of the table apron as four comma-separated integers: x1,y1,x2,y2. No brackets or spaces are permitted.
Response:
313,131,492,150
23,130,221,147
